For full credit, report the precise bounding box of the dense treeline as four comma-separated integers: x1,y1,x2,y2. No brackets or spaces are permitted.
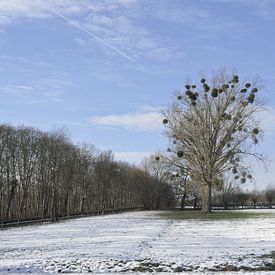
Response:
0,124,174,222
212,185,275,209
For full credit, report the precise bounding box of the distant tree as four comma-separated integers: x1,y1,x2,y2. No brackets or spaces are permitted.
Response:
234,189,249,208
265,185,275,208
250,190,259,208
214,176,239,210
185,178,201,209
141,155,176,209
144,153,189,209
160,70,264,212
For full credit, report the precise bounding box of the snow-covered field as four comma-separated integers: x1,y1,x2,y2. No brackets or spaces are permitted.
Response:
1,210,275,273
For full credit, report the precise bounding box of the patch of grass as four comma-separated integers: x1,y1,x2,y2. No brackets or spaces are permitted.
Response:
157,210,274,220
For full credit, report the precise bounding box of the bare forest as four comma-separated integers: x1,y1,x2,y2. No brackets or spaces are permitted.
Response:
0,124,174,222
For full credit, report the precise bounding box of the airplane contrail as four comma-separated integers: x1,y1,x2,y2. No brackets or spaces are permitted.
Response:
54,11,136,63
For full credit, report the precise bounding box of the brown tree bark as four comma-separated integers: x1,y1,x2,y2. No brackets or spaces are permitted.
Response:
202,183,212,213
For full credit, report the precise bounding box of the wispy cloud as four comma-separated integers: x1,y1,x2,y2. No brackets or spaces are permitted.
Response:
149,1,250,43
153,3,210,26
0,84,44,104
54,11,136,63
0,0,139,25
0,15,11,25
0,0,183,63
83,11,180,62
0,54,72,103
87,111,162,131
2,85,34,96
0,0,85,22
0,54,51,67
0,54,66,77
0,78,71,104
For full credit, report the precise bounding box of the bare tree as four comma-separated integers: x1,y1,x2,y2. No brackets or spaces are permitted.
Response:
213,176,234,210
164,156,189,209
0,124,174,222
265,185,275,208
142,155,177,209
234,188,249,208
250,190,259,208
159,70,264,212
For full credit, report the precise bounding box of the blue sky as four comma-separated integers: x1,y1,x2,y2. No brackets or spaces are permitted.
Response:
0,0,275,189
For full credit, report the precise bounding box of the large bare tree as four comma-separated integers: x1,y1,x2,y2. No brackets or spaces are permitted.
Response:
159,71,264,212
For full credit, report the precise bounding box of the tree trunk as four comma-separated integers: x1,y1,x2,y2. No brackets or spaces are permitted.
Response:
202,183,212,213
181,192,186,210
193,196,198,209
223,197,228,210
5,179,17,219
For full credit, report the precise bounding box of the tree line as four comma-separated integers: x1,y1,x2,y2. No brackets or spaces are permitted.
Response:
212,184,275,209
143,154,275,210
0,124,174,222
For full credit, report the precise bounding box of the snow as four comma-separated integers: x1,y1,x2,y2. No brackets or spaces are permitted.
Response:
0,210,275,273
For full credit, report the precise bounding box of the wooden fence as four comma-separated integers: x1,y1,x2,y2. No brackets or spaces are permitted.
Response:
0,206,144,229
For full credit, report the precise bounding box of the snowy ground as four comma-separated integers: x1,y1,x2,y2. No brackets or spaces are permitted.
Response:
1,210,275,273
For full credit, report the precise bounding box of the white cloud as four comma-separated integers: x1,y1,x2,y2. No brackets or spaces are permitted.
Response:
0,78,71,104
0,0,89,22
151,1,249,43
135,38,157,51
0,0,182,62
0,54,72,103
84,13,178,61
114,151,152,164
116,0,137,6
0,0,137,26
0,54,53,73
147,47,179,62
0,15,11,24
3,85,34,96
87,111,162,131
154,3,210,26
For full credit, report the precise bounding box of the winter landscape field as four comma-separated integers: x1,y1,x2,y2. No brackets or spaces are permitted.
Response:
1,1,275,274
1,210,275,274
